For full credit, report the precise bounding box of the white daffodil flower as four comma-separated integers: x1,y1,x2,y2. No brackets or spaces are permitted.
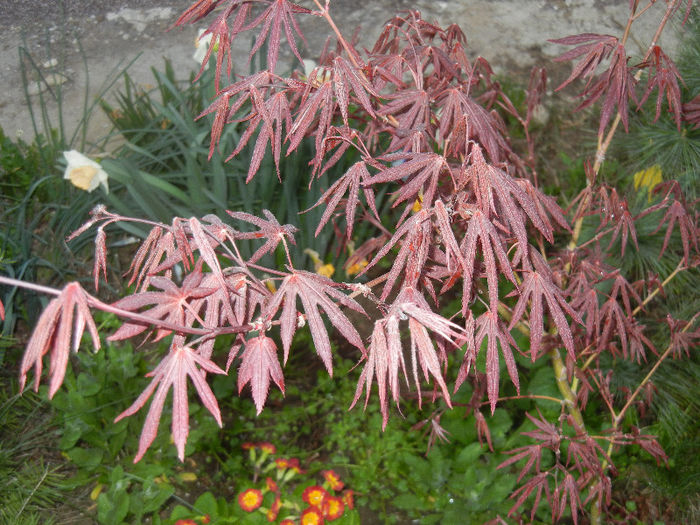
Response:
193,28,213,66
63,150,109,193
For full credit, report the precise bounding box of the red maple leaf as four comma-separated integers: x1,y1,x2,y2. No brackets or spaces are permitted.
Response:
227,209,298,264
115,340,225,462
476,309,521,413
108,269,215,343
364,152,452,209
244,0,311,73
265,270,366,372
508,270,582,360
19,282,100,398
237,334,285,414
638,45,684,128
351,287,464,428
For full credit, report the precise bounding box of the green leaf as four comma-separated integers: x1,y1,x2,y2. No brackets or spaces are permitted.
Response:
67,447,104,470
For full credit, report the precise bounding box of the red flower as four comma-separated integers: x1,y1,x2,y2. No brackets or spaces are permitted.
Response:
237,488,263,512
265,476,279,493
322,495,345,520
342,490,354,510
275,457,290,469
200,516,211,524
301,506,325,525
267,496,282,522
280,520,295,525
259,442,276,454
241,442,255,450
175,520,197,525
302,485,328,507
321,470,344,491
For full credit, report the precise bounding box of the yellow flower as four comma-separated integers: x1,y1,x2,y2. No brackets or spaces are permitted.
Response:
304,248,335,278
346,259,368,277
633,165,662,201
63,150,109,193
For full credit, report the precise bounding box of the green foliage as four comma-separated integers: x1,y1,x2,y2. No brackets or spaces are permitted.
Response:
0,367,67,524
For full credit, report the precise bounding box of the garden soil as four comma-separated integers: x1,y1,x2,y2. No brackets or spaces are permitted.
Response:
0,0,684,147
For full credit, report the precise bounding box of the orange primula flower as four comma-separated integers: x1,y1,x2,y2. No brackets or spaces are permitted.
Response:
321,470,344,491
301,506,325,525
267,496,282,522
302,485,328,507
322,495,345,521
237,488,263,512
342,490,354,510
265,476,279,493
259,442,277,454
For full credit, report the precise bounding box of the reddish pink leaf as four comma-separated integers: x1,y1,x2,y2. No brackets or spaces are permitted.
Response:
237,334,285,414
19,282,100,398
115,341,225,462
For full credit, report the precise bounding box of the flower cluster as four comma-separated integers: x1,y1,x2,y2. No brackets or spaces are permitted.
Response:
235,443,354,523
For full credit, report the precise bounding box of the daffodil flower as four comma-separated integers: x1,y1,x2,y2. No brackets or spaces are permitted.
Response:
193,28,218,67
63,150,109,193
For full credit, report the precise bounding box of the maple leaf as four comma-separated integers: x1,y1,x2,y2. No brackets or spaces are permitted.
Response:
550,33,619,91
226,209,298,263
351,316,404,429
244,0,311,73
436,87,513,163
460,145,555,246
363,152,452,209
378,88,432,152
653,198,698,264
19,282,100,398
361,209,432,301
551,34,636,135
264,270,366,372
114,340,225,462
237,334,285,414
508,270,582,361
476,309,520,413
638,45,684,129
197,71,281,161
108,268,215,343
458,208,517,314
227,87,293,182
190,1,248,89
310,160,375,240
351,287,465,428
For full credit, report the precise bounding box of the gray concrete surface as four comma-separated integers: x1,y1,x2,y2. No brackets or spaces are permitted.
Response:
0,0,685,148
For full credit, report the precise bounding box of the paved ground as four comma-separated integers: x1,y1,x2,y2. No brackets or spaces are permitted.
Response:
0,0,684,147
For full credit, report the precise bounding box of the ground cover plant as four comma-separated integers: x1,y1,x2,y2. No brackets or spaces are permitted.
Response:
1,0,699,523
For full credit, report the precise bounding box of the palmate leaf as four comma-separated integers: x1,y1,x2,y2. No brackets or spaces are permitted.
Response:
310,160,374,240
237,334,285,414
244,0,311,72
638,45,683,129
361,209,432,301
508,270,582,360
265,270,366,373
19,282,100,398
114,339,225,462
227,209,298,263
108,269,215,343
476,309,520,413
227,88,293,182
364,152,452,209
352,287,465,428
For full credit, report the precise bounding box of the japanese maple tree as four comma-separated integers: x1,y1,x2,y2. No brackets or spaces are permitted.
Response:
1,0,698,523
